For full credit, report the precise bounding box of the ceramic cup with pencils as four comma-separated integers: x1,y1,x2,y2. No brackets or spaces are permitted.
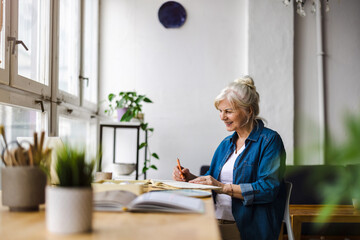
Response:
0,127,52,211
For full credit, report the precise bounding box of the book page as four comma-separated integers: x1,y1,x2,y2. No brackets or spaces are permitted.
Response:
128,191,204,213
151,179,221,190
93,190,137,212
151,189,212,198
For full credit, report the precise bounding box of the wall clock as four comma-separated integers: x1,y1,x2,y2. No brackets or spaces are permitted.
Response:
158,1,187,28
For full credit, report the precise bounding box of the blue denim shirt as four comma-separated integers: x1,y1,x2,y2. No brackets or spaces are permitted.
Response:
205,120,286,240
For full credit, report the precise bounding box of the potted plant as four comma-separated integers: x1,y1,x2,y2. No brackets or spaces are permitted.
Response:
105,91,152,122
0,127,51,211
104,91,159,177
46,144,95,234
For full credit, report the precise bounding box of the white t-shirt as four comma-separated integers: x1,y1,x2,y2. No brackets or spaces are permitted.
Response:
215,145,245,220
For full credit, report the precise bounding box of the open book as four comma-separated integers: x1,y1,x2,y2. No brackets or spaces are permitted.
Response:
150,179,221,190
94,190,205,213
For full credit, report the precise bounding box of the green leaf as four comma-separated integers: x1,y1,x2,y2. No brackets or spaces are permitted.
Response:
144,97,153,103
152,153,159,159
129,91,136,97
140,123,148,131
150,164,158,170
139,142,147,149
142,166,149,174
108,93,115,101
118,98,126,108
135,95,145,104
121,109,133,122
148,128,154,132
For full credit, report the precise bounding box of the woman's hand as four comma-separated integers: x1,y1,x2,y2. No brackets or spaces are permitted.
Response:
172,166,192,182
189,176,226,193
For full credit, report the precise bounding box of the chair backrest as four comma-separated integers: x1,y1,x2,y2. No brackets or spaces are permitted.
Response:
200,165,210,176
284,165,351,204
284,181,294,240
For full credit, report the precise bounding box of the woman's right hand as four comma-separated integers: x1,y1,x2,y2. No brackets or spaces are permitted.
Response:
172,165,191,182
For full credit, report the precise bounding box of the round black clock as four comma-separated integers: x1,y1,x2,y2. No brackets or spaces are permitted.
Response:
158,1,187,28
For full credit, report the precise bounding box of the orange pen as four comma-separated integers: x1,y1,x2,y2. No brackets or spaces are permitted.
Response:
177,158,185,179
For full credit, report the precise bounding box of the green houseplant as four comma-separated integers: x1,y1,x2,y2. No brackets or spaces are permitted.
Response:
46,144,96,234
105,91,152,122
104,91,159,176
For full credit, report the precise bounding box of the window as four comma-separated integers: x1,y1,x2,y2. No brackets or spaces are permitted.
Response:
0,100,48,189
59,111,97,160
10,0,51,96
0,0,100,188
0,0,9,84
0,104,48,142
17,0,50,85
58,0,81,100
82,0,99,107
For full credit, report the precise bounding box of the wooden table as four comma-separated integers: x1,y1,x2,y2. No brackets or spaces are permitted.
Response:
0,191,221,240
290,205,360,240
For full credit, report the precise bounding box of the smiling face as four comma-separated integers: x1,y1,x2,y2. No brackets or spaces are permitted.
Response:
218,99,249,133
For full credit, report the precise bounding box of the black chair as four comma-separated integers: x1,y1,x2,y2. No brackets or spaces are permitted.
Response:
200,165,210,176
285,165,352,205
285,165,359,237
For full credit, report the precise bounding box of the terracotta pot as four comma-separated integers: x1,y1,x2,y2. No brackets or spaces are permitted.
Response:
1,166,47,211
46,186,93,234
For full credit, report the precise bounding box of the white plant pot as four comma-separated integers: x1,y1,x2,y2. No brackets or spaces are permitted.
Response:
46,186,93,234
1,166,47,212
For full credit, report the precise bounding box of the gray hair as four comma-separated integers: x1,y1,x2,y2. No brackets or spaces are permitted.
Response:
214,75,260,126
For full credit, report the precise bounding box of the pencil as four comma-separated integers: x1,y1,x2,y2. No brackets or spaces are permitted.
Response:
177,158,185,179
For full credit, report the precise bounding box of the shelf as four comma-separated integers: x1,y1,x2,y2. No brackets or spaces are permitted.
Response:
99,122,147,180
100,121,141,127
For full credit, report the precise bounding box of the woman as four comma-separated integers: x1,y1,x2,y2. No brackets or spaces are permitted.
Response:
173,76,286,240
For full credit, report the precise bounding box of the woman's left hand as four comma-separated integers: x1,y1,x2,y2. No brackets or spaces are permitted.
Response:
189,176,224,193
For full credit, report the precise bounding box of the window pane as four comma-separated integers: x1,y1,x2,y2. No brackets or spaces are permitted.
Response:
0,104,48,143
18,0,50,84
0,104,48,188
0,0,6,69
59,116,97,160
58,0,80,96
82,0,99,104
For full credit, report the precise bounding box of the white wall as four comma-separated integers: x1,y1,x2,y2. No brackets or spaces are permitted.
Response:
324,0,360,140
294,0,360,164
99,0,248,179
248,1,294,165
99,0,360,177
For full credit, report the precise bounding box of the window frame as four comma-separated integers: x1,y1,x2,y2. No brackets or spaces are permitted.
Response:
0,86,51,128
55,0,81,107
0,0,101,191
9,0,52,97
80,0,99,112
0,0,100,142
0,0,10,85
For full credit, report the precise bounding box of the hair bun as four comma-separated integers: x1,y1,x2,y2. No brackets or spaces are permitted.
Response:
234,75,255,90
